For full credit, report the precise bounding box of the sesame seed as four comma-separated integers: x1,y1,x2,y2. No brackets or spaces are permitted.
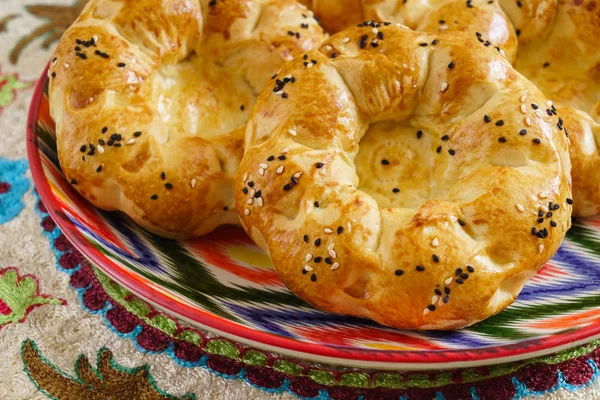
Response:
343,37,350,43
257,197,263,206
432,238,439,247
288,129,297,136
97,145,104,154
304,265,313,271
331,263,340,271
440,82,449,92
526,117,532,126
394,269,404,276
244,208,251,216
538,244,544,254
259,168,265,176
126,138,135,145
247,198,254,205
423,308,430,315
445,277,453,285
543,62,550,68
260,163,268,169
305,254,313,262
329,249,337,259
521,95,527,102
440,24,448,31
520,104,527,114
190,178,197,188
419,42,428,47
64,62,70,69
484,115,491,123
324,228,333,234
432,296,439,304
294,172,303,179
276,166,284,174
538,193,548,199
280,148,290,154
516,204,525,212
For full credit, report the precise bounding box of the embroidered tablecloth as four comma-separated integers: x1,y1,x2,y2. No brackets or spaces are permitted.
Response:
2,1,600,399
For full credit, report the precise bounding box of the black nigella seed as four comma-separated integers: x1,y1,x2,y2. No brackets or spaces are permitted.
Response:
134,131,142,137
303,235,309,243
283,183,293,191
314,256,322,263
278,155,286,160
448,61,455,69
331,53,337,59
267,155,275,161
547,212,553,218
484,115,491,123
516,29,521,36
417,130,423,139
533,138,541,144
107,140,114,146
395,269,404,276
248,181,254,187
441,135,449,141
432,254,440,262
467,265,475,273
448,149,456,156
314,201,319,207
337,226,344,234
311,274,317,282
378,32,384,40
551,221,557,227
553,204,560,210
223,206,229,211
315,162,324,169
80,145,87,152
567,198,573,205
456,268,463,275
160,172,166,180
98,139,105,145
102,127,108,133
96,166,102,172
538,218,544,224
436,146,442,153
315,238,321,246
431,39,438,45
543,62,550,68
242,188,248,194
381,159,390,165
532,103,539,110
495,120,504,126
291,177,298,185
444,296,450,303
520,129,527,135
498,137,507,143
117,62,126,67
456,278,464,284
458,219,466,226
445,287,451,294
70,179,77,185
150,194,158,200
460,273,469,279
325,258,333,264
538,210,544,217
254,190,262,198
435,289,442,295
419,42,428,47
302,269,308,275
416,265,425,271
113,143,122,148
428,305,436,311
392,188,400,193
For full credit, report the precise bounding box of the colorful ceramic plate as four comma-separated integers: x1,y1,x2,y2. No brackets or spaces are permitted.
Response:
28,68,600,370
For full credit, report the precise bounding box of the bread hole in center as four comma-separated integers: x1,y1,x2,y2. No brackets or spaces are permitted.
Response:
355,121,435,209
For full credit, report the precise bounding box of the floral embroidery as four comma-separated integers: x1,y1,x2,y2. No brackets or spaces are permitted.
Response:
0,158,30,224
9,0,89,64
0,67,31,114
0,267,65,328
21,339,196,399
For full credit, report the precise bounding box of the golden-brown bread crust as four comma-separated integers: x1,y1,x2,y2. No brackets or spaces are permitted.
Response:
235,27,572,330
48,0,326,238
308,0,518,64
513,0,600,216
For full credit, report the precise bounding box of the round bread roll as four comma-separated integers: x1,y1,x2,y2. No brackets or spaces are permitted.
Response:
48,0,326,238
235,26,572,330
306,0,518,63
513,0,600,216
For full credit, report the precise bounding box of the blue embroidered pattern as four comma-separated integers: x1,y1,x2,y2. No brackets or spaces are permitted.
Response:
0,158,30,224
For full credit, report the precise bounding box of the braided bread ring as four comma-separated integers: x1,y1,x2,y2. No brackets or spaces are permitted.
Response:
236,26,572,330
48,0,325,238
